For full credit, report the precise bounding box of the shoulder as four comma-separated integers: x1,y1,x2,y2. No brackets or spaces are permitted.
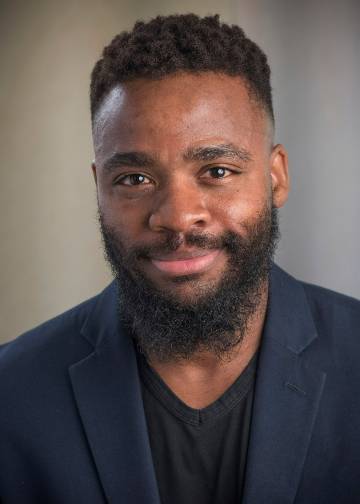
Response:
270,264,360,366
0,289,104,385
301,279,360,332
296,277,360,371
273,263,360,328
0,282,119,456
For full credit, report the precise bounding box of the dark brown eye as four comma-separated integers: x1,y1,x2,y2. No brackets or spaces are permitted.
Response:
208,167,230,178
119,173,151,186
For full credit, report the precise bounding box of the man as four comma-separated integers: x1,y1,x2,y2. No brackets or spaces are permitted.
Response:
0,13,359,504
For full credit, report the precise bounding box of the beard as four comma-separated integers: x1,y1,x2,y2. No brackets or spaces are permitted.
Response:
99,204,280,363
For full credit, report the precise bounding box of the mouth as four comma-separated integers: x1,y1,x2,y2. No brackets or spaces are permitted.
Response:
149,249,222,276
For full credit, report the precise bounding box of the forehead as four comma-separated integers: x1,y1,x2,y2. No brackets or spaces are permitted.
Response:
93,72,271,160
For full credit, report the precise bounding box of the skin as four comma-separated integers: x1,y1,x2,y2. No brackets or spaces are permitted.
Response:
92,72,289,408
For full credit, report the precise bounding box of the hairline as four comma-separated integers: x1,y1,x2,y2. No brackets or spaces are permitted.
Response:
92,70,274,129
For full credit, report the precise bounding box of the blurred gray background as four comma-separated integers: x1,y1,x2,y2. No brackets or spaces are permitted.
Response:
1,0,359,343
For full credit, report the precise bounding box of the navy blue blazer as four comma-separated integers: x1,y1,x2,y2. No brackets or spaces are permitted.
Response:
1,264,360,503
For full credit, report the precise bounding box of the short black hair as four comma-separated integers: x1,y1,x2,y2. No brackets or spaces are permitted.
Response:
90,14,273,122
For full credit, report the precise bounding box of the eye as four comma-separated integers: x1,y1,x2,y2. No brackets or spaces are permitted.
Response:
117,173,152,186
205,166,233,179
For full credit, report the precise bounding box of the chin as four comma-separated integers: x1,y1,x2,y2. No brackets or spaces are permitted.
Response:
155,274,222,306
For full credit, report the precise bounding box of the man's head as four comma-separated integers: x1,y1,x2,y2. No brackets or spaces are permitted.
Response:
90,14,289,362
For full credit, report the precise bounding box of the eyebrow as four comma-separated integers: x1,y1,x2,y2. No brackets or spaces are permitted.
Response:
102,151,155,173
184,144,253,163
102,143,252,173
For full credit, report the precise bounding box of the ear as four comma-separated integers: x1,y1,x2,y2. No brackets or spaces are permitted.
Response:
269,144,289,208
91,161,98,186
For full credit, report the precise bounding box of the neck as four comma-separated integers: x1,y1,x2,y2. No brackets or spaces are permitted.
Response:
148,281,268,409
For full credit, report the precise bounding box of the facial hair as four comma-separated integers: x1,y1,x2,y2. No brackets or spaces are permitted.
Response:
99,204,280,363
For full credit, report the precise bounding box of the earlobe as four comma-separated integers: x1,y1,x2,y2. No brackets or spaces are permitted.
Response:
270,144,290,208
91,161,98,186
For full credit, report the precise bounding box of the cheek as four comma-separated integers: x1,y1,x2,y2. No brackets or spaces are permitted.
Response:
217,198,264,233
212,179,271,231
98,191,150,239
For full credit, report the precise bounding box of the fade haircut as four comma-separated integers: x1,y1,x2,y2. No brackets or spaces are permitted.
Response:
90,13,274,123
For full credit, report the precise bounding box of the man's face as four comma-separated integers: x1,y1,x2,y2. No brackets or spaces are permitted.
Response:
93,73,288,298
92,72,289,360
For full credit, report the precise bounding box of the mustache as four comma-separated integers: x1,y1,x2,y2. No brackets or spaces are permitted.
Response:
127,231,246,260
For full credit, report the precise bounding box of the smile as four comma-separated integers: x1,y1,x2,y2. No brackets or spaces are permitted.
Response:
149,250,221,276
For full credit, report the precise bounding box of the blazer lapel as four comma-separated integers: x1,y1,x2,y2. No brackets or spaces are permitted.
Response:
242,266,327,504
69,282,161,504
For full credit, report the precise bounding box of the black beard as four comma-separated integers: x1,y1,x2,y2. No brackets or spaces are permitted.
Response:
99,205,280,363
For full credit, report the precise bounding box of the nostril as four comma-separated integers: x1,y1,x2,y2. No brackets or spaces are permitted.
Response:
148,212,207,233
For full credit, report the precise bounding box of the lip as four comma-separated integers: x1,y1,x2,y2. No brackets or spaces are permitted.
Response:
150,249,221,276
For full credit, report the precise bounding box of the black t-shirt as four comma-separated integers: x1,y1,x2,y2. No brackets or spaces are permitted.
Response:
137,350,258,504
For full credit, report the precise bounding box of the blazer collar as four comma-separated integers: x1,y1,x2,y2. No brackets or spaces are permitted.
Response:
69,281,161,504
242,264,327,503
265,264,319,353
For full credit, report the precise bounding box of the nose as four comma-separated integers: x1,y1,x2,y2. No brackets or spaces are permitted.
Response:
148,181,211,233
